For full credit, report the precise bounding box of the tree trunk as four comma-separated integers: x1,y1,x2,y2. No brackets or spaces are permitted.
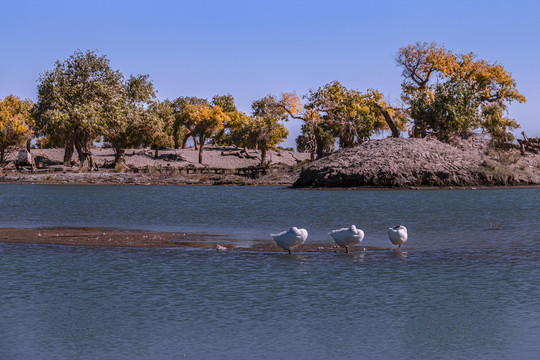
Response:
114,147,126,166
181,134,188,149
154,147,159,159
314,127,324,159
74,140,96,170
213,129,225,145
411,124,426,138
198,138,205,164
26,139,32,152
181,132,198,150
63,142,74,167
173,127,180,149
340,136,354,149
374,103,399,138
0,148,4,163
260,147,267,167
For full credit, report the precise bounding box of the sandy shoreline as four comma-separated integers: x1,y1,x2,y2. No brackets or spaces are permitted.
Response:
0,227,378,252
3,139,540,188
0,172,299,186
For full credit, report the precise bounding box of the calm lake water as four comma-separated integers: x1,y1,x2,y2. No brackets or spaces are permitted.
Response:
0,185,539,359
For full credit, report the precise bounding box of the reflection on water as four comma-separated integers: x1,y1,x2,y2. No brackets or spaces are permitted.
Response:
0,243,539,360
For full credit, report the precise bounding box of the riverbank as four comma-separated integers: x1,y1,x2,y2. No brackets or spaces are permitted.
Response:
2,137,540,188
0,170,302,186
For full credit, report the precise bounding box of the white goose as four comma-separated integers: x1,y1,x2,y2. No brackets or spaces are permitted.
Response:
271,227,308,254
388,225,408,251
330,225,364,253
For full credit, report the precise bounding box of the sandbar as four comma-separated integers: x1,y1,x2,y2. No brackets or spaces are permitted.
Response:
0,227,380,252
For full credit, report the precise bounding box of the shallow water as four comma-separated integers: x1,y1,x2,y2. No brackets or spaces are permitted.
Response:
0,185,538,249
0,185,539,359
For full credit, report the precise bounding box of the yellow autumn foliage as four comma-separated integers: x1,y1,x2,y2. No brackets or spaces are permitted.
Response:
184,102,230,163
0,95,33,160
186,103,228,134
397,42,526,105
279,92,302,116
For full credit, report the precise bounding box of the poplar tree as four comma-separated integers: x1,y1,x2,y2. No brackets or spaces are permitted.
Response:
184,102,229,164
251,95,289,166
102,74,158,166
0,95,33,162
35,50,123,169
396,42,525,141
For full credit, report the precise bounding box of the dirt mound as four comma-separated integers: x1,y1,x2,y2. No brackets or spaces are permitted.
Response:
294,137,540,188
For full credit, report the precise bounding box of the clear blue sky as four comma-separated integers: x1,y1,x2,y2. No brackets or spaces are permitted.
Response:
2,0,539,148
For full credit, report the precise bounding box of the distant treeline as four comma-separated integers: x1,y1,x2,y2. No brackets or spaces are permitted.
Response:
0,42,525,168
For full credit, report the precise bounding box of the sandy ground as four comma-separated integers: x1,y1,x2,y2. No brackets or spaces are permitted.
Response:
0,146,311,185
5,146,310,169
5,137,538,188
0,228,385,253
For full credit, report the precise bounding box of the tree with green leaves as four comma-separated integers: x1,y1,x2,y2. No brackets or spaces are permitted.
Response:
274,83,399,158
255,91,333,160
225,111,258,154
409,80,482,141
481,103,520,144
295,122,335,160
396,42,526,141
210,94,243,145
0,95,33,162
251,95,289,166
103,74,158,166
35,50,124,169
275,92,334,159
146,99,175,158
305,82,395,148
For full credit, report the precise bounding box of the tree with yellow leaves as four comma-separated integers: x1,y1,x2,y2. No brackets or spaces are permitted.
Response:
210,94,240,145
397,42,525,141
273,90,333,159
217,106,255,156
184,102,229,164
0,95,33,162
171,96,208,150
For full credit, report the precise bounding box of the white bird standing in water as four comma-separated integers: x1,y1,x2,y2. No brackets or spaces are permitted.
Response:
330,225,364,253
271,227,308,254
388,225,408,251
